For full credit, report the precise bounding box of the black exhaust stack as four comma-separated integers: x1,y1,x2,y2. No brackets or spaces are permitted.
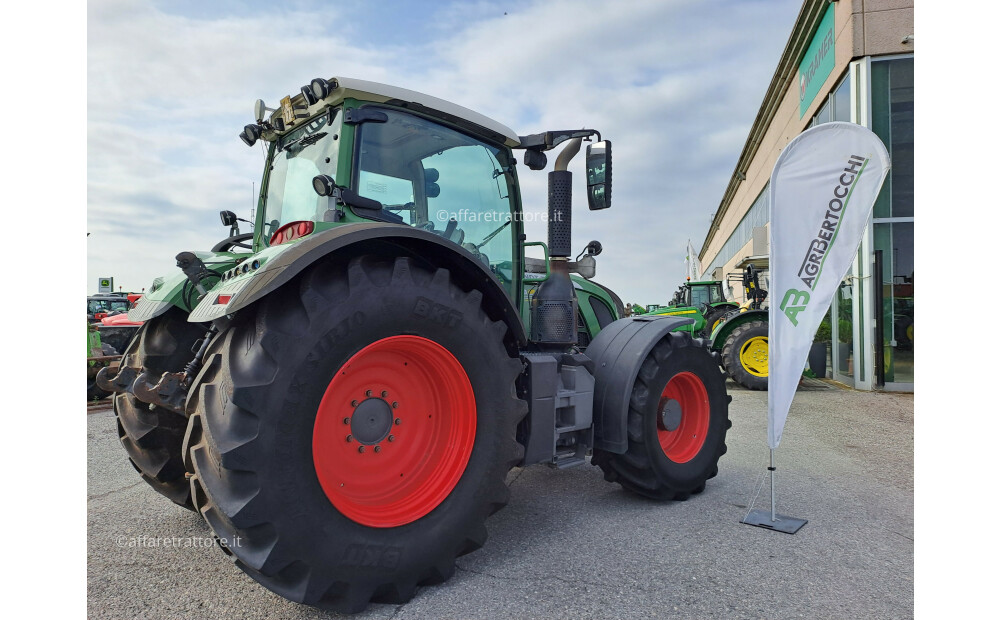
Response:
531,139,582,347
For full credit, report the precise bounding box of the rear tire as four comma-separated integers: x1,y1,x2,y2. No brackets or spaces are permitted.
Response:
593,332,731,500
113,307,205,509
183,256,526,613
722,321,768,390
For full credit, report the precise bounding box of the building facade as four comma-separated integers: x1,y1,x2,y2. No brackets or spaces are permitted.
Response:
699,0,913,391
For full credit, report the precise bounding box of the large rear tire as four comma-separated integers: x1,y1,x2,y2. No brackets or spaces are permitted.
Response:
113,307,205,509
722,320,768,391
183,256,526,613
592,332,731,500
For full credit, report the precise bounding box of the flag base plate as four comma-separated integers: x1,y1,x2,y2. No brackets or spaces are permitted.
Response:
741,509,808,534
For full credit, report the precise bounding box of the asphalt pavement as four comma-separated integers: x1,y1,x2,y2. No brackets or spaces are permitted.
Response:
87,380,913,619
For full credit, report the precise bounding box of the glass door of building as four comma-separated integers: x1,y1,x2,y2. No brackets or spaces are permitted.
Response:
833,279,854,383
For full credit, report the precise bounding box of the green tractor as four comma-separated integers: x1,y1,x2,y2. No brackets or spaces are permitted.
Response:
642,279,739,338
708,264,769,390
87,324,119,401
97,76,731,613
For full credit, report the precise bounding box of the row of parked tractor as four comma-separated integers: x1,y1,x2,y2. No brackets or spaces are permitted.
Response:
86,293,143,400
631,265,770,390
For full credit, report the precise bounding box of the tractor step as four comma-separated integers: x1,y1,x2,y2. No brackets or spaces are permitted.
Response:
552,448,587,469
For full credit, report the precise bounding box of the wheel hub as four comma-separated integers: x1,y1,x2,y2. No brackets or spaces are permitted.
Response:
350,397,393,445
660,399,682,432
312,335,476,528
739,336,769,377
656,372,710,463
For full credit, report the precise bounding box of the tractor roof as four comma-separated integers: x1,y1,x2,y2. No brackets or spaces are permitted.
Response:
266,76,520,148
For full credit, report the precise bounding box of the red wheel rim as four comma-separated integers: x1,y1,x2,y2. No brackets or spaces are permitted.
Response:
656,372,710,463
312,335,476,528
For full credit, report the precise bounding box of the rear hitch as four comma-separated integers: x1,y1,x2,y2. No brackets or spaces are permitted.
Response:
95,364,137,394
130,326,218,415
132,371,187,414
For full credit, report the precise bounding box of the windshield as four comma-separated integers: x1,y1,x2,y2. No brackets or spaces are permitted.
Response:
690,284,723,307
88,299,129,314
262,109,342,241
355,108,516,289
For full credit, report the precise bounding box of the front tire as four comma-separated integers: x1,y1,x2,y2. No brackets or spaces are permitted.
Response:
593,332,731,500
183,256,526,613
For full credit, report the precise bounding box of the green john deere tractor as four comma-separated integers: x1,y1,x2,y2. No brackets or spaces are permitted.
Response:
97,76,731,613
708,264,769,390
642,279,739,338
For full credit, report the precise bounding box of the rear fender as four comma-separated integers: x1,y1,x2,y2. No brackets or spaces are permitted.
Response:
188,222,527,347
710,309,768,350
127,251,243,323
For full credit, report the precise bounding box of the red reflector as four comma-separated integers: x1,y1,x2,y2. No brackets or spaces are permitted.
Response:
215,295,232,305
270,220,315,246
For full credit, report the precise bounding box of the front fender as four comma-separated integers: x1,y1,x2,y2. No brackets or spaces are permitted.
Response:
586,315,695,453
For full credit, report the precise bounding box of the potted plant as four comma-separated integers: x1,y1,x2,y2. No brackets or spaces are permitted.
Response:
809,320,831,378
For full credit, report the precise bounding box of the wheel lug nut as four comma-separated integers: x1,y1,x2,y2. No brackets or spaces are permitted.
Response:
391,401,399,409
381,390,388,398
387,435,395,442
351,400,358,407
346,435,353,442
394,418,401,425
343,417,350,425
358,445,365,453
374,446,381,453
365,390,373,397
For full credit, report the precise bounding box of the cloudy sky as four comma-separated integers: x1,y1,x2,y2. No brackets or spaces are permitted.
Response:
87,0,801,305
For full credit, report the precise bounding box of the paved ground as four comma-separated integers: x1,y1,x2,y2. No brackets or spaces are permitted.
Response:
87,380,913,619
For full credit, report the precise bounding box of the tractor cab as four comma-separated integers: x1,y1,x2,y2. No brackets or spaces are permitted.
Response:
227,78,534,299
87,295,131,321
224,77,611,313
682,280,727,312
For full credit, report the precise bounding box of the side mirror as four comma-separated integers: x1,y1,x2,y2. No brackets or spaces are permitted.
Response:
576,255,597,279
220,210,240,236
585,140,612,210
423,168,441,198
312,174,385,212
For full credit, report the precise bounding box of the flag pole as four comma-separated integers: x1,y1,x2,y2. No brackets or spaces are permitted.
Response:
769,449,776,522
742,446,806,533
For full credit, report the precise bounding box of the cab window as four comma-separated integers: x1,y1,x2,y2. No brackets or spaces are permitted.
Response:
354,108,516,292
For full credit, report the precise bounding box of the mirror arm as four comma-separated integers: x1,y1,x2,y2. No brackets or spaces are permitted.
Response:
516,129,601,151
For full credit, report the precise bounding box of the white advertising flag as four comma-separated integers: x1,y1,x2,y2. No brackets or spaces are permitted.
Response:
686,239,701,280
768,122,889,449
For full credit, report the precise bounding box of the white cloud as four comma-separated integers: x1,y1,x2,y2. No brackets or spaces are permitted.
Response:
88,0,800,304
